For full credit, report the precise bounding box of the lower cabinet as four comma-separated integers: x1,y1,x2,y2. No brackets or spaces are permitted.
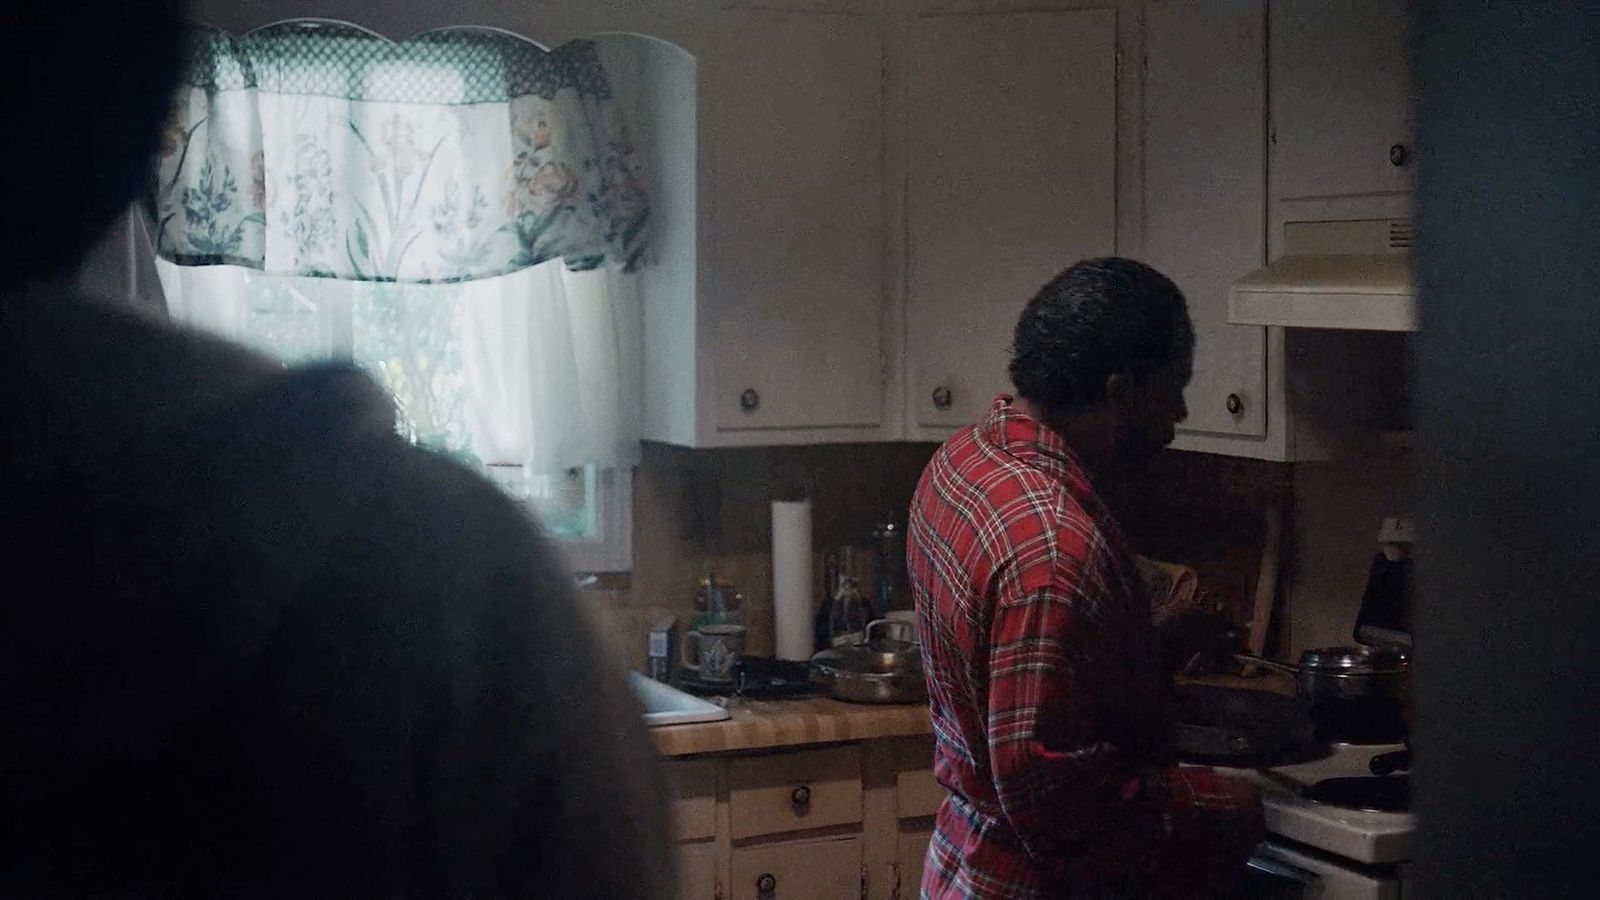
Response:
676,840,719,900
896,828,935,900
731,834,863,900
667,736,940,900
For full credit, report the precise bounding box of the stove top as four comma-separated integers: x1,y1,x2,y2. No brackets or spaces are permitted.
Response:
1305,774,1410,813
1216,743,1416,865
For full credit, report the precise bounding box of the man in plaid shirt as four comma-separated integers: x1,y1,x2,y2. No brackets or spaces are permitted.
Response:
909,259,1264,898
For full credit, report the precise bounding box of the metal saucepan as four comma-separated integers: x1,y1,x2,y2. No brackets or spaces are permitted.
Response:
1236,645,1410,743
810,619,927,704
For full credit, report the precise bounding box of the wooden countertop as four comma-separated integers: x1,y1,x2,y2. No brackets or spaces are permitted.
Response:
1176,668,1298,696
651,695,933,757
648,670,1294,758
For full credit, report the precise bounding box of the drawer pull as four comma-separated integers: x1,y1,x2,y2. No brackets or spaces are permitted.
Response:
790,784,812,809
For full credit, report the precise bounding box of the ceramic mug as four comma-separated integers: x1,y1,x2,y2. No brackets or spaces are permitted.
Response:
683,624,747,684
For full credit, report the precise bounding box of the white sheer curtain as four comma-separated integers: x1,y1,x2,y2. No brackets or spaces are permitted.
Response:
461,263,642,475
155,257,643,479
73,207,169,314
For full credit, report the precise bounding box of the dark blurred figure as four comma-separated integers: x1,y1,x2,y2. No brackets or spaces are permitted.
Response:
0,2,671,896
1413,2,1600,897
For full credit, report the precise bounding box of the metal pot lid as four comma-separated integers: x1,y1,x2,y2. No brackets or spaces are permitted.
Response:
1300,644,1409,673
811,644,921,676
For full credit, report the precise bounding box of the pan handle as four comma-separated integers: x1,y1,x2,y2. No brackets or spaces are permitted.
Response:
1233,653,1302,677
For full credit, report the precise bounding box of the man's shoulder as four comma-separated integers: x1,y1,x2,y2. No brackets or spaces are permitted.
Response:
916,423,1106,572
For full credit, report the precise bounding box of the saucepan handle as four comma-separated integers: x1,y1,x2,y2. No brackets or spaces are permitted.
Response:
866,618,916,645
1233,653,1301,677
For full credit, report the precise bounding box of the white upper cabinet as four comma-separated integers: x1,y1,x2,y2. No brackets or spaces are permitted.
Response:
707,10,887,437
1143,0,1269,439
623,0,1408,455
1270,0,1414,203
905,9,1118,430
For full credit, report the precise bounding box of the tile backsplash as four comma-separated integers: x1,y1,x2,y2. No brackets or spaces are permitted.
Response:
581,441,938,668
581,439,1408,668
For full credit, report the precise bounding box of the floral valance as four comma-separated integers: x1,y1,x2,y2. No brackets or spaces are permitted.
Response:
150,21,650,282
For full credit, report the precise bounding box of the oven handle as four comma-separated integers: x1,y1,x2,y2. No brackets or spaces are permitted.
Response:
1247,854,1324,890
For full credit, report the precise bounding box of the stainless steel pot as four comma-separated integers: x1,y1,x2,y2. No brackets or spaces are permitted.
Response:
1237,646,1410,742
1240,645,1409,701
811,620,927,704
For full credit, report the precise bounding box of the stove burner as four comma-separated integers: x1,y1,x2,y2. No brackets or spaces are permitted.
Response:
1304,775,1410,813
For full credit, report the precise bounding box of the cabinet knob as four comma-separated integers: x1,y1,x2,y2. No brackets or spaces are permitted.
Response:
739,388,760,412
790,784,812,808
1389,143,1411,167
931,385,953,410
1226,393,1244,416
756,872,777,895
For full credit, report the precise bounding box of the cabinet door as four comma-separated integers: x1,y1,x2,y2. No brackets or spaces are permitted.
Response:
709,11,885,432
907,10,1118,429
895,828,934,900
676,840,719,900
730,834,863,900
665,759,718,842
1144,0,1268,437
1271,0,1413,201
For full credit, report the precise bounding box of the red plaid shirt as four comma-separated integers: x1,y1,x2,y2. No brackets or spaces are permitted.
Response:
909,397,1262,899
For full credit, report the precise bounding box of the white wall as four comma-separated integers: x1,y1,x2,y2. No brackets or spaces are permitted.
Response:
591,36,698,446
1287,456,1414,652
73,207,167,314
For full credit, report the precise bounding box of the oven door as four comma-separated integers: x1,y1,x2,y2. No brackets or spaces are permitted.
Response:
1244,849,1323,899
1247,840,1405,900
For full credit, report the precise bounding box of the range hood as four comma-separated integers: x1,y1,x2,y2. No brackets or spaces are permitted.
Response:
1229,219,1416,331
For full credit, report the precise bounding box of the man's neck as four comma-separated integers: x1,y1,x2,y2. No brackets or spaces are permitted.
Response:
1010,395,1114,472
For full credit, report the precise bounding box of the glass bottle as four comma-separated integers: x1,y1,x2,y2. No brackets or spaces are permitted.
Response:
828,547,873,647
870,516,909,617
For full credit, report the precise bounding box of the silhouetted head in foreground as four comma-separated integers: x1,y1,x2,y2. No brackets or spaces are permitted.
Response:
1,4,672,896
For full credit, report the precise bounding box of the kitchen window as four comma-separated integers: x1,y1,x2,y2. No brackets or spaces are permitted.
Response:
145,21,653,573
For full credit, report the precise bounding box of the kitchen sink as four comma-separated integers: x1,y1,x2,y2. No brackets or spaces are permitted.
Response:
628,671,731,727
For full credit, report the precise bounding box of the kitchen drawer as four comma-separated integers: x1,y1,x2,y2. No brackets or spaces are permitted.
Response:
730,834,863,900
728,745,862,840
666,759,718,841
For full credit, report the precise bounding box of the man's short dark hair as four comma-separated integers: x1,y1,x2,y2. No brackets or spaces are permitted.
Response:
1008,257,1195,410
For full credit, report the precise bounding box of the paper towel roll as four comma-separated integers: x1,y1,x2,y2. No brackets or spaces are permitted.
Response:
771,499,814,661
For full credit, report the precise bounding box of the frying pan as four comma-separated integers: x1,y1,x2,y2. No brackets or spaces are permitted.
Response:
1170,683,1320,767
